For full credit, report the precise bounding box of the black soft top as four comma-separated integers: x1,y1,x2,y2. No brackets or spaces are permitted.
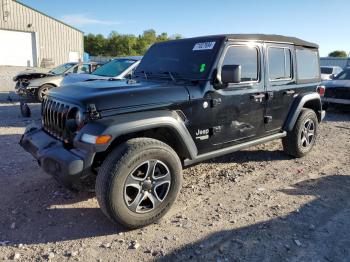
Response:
166,34,318,49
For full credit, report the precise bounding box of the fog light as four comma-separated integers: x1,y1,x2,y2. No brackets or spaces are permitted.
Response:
81,134,112,144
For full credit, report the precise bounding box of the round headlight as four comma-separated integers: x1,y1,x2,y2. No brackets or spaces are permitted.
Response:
75,110,84,126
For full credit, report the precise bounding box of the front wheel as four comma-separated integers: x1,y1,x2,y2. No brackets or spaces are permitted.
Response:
37,84,53,102
95,138,183,228
282,108,318,158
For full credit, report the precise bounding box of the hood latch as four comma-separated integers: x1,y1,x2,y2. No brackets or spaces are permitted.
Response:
87,104,101,120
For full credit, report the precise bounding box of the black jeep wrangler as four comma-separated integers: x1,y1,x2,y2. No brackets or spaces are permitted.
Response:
20,34,325,228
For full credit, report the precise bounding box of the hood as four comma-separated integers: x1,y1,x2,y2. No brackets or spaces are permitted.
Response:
49,79,190,113
323,80,350,88
61,73,110,86
13,69,52,81
27,75,63,87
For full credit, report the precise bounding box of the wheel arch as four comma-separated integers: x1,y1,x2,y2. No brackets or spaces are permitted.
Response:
284,92,322,132
78,110,198,166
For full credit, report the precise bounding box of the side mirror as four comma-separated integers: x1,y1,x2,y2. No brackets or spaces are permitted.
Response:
329,74,334,80
221,65,241,85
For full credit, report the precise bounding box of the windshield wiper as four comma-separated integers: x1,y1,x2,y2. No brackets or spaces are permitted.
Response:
163,71,176,82
141,70,148,80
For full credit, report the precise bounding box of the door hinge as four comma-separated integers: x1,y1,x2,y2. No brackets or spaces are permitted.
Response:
211,98,222,107
213,126,222,134
264,115,273,123
267,91,274,100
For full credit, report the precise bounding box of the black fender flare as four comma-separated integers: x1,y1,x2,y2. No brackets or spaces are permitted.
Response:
283,92,322,132
75,110,198,160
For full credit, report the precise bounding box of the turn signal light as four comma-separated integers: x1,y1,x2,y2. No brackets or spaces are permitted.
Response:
95,135,112,145
81,134,112,144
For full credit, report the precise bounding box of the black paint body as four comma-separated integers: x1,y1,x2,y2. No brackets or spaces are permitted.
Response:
20,34,323,184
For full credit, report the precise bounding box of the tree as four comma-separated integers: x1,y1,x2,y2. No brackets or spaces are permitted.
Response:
84,29,182,57
328,50,348,58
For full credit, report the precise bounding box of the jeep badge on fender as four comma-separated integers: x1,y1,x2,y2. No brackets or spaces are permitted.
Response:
20,34,324,229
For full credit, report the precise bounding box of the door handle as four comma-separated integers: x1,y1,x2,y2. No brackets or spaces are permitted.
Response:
284,90,295,95
250,93,265,100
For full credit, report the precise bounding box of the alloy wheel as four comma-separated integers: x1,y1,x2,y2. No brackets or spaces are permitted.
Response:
300,119,315,148
124,160,171,213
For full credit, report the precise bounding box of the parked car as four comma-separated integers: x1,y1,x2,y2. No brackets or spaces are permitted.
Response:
321,67,350,108
14,62,102,102
60,56,142,86
20,34,324,229
320,66,342,81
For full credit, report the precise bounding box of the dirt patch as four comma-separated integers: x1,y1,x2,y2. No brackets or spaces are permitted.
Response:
0,103,349,261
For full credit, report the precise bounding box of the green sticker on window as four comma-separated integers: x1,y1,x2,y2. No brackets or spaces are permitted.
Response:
199,63,206,73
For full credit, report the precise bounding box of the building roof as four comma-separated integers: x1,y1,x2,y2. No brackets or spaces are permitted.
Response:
15,0,83,33
181,34,319,48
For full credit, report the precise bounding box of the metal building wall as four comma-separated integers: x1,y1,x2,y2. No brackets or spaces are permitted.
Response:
0,0,83,67
320,57,350,69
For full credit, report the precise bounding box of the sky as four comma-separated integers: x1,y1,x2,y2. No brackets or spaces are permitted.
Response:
19,0,350,57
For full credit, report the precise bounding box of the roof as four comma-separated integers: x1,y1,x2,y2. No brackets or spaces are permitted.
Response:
178,34,319,48
15,1,83,33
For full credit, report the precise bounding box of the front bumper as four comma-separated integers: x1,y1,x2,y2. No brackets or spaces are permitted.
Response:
16,86,38,102
20,127,95,185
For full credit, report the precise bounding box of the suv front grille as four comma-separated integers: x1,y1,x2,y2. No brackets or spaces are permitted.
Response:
42,98,71,140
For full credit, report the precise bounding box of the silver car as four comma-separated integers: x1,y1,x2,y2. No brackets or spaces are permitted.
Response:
14,62,101,102
60,56,142,86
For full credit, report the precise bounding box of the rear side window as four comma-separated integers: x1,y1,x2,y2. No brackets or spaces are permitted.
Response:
223,46,259,82
296,49,320,81
268,47,292,80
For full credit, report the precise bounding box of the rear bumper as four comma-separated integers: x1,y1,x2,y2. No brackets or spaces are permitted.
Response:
20,127,95,185
323,97,350,105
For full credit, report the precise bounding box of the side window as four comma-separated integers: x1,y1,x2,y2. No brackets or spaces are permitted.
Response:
296,49,320,80
223,45,259,82
77,64,90,74
268,47,292,80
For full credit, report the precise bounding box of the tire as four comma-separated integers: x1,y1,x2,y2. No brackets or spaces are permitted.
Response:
95,137,183,228
37,84,53,102
20,102,31,118
282,108,318,158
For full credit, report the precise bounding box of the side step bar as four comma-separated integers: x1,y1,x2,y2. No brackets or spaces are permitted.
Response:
184,132,287,166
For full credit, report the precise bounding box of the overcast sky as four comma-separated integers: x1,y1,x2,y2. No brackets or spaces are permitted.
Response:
19,0,350,57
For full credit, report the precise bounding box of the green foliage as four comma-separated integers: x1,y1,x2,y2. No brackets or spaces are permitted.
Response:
328,50,348,58
84,29,182,57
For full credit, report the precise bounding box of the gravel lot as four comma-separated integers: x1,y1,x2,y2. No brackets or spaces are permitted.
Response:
0,101,349,262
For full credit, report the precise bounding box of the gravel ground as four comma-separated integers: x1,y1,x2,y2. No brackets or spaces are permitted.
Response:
0,101,349,262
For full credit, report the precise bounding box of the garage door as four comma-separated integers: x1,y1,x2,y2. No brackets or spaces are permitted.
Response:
0,29,36,67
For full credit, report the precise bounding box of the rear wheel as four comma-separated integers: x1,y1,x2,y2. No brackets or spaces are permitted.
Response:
95,138,182,228
283,108,318,158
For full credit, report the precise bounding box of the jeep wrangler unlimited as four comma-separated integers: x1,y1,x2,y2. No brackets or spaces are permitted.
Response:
20,34,325,228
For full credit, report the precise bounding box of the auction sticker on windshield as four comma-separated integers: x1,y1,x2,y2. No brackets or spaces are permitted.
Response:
193,41,216,51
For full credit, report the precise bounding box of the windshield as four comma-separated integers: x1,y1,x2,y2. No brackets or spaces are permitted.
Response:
92,59,137,77
49,63,76,75
135,38,223,80
334,69,350,80
321,67,333,74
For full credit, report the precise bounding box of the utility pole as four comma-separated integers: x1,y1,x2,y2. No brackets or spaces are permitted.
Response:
2,0,10,22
